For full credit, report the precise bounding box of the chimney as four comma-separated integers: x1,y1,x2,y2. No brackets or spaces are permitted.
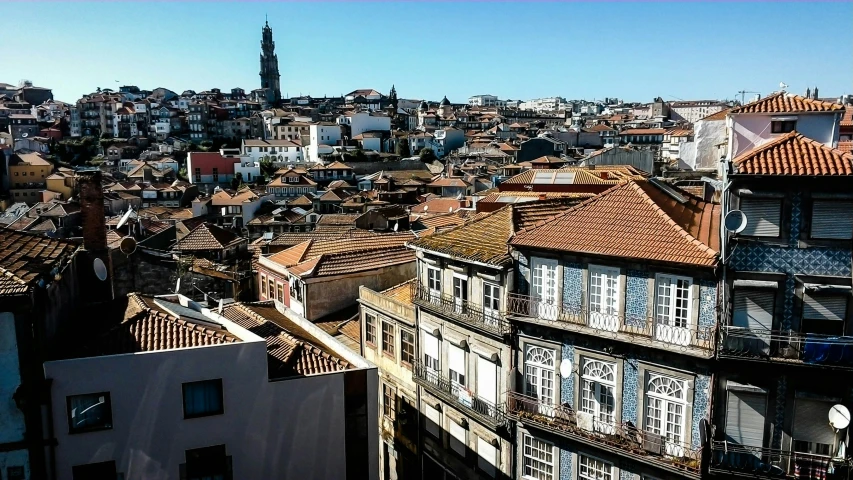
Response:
79,171,107,252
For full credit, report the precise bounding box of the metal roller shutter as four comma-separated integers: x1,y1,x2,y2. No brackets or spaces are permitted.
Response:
803,295,847,322
740,198,782,237
733,290,774,330
793,398,835,446
726,390,767,448
811,201,853,240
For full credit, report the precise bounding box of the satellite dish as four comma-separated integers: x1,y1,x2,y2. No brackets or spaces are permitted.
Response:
779,82,788,90
393,223,399,232
119,236,137,255
93,258,108,281
724,210,748,234
21,133,28,138
116,207,134,230
559,359,572,378
423,205,429,212
829,404,850,430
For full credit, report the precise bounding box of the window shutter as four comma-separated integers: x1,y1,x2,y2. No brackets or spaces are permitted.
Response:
424,404,440,437
477,437,498,476
793,399,835,446
423,333,439,359
449,421,466,456
811,201,853,240
733,291,774,330
448,344,465,375
477,356,497,405
803,295,847,322
740,198,781,237
725,390,766,448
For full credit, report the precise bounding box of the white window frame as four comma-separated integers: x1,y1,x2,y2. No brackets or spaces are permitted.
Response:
580,358,617,434
531,257,559,320
483,282,501,325
578,454,613,480
422,330,440,371
654,273,693,346
427,266,442,302
588,265,620,332
645,372,688,457
524,345,555,412
452,272,468,314
522,434,554,480
448,342,466,386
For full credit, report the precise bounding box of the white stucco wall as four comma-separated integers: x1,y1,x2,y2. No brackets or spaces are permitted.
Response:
681,118,726,171
44,337,361,480
730,112,840,159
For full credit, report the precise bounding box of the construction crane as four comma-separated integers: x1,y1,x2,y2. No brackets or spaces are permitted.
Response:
737,90,760,105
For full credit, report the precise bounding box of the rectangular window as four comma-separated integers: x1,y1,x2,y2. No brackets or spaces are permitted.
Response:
453,275,468,313
589,265,620,331
194,167,201,182
401,329,414,366
184,445,230,480
793,397,835,456
771,120,796,133
802,294,847,335
483,283,501,324
725,388,767,448
731,289,774,354
67,392,112,433
182,379,223,418
448,343,465,386
383,384,395,419
477,355,497,406
423,331,439,371
424,403,440,438
449,420,466,457
580,358,616,433
427,266,441,301
260,274,267,297
268,279,275,300
381,321,395,356
645,373,687,455
578,455,613,480
477,437,498,477
655,274,692,330
365,313,376,345
739,198,782,237
522,434,554,480
212,168,219,182
276,283,283,302
71,461,117,480
811,200,853,239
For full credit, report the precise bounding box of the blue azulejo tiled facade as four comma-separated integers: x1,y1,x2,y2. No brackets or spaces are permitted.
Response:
625,269,649,327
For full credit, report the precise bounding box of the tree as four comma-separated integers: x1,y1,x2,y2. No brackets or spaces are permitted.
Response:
259,157,277,178
396,138,410,156
231,172,244,190
419,147,437,163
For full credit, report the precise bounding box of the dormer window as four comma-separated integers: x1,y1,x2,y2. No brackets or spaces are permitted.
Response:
771,118,797,134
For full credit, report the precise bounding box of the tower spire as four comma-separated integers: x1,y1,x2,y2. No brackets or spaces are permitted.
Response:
259,17,281,104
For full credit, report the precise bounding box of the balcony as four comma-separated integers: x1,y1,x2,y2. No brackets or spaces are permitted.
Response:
709,441,839,479
506,392,702,478
411,281,511,337
412,360,506,430
506,293,715,357
720,327,853,369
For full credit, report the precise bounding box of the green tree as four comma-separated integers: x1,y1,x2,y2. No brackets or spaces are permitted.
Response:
259,157,277,178
396,138,410,156
419,147,438,163
231,172,244,190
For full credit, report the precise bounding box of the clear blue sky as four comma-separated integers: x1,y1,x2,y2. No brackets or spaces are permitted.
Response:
6,2,851,104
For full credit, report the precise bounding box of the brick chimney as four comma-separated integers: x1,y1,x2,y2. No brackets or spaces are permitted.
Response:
78,171,107,252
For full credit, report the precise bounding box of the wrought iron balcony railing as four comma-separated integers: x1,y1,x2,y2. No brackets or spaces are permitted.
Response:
506,293,715,354
413,360,506,429
709,440,840,479
719,326,853,368
411,282,511,336
506,392,702,478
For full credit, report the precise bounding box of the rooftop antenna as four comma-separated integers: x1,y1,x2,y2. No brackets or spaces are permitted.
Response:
779,81,788,91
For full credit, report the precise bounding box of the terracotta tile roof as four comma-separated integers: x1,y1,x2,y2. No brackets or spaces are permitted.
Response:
81,294,240,356
310,160,352,171
510,180,720,268
221,302,351,377
584,124,616,132
327,180,352,188
287,195,314,207
730,92,843,114
381,279,415,304
733,131,853,176
530,156,565,164
301,247,414,278
428,177,470,188
316,214,359,225
0,230,78,295
838,141,853,153
841,106,853,127
338,317,362,347
620,128,666,135
698,108,732,122
267,174,317,187
318,189,348,202
417,212,469,229
173,223,246,251
266,233,416,277
411,199,583,267
478,191,594,204
411,198,469,214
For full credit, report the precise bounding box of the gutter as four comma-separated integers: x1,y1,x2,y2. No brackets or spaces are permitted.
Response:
407,245,507,271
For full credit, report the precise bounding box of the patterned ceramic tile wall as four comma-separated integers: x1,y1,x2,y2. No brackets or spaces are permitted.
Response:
773,375,787,449
789,192,802,246
620,471,637,480
559,447,572,480
562,262,583,310
728,243,851,277
691,374,711,448
561,341,575,406
625,269,649,327
622,356,639,423
782,275,796,330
